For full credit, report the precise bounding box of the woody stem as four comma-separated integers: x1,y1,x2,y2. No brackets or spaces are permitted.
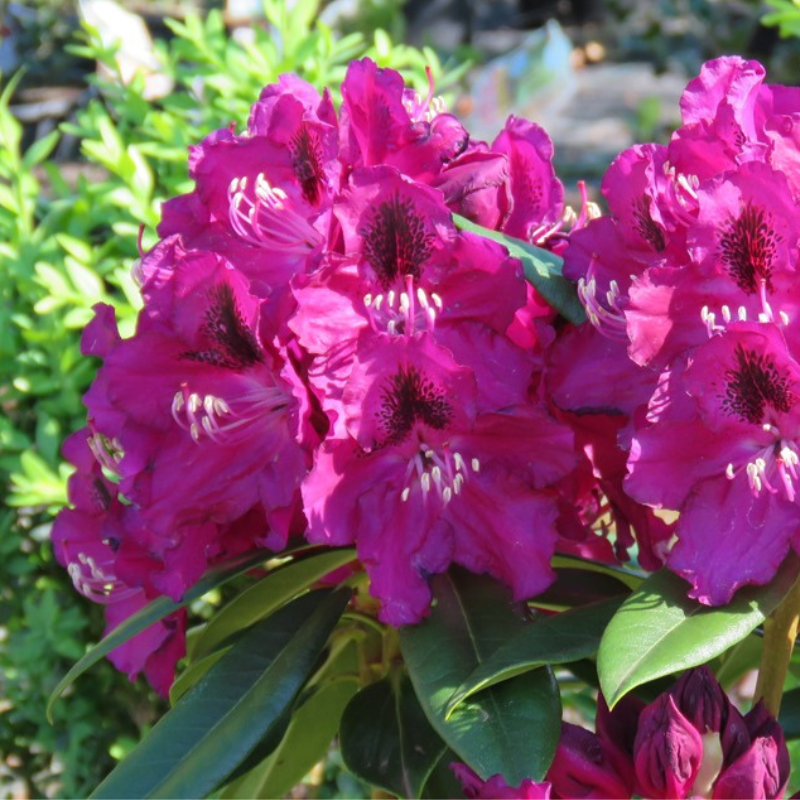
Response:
755,573,800,716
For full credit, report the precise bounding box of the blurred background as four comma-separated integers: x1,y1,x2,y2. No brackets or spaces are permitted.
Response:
2,0,800,797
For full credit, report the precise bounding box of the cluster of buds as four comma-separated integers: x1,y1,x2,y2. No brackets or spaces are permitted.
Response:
454,668,789,799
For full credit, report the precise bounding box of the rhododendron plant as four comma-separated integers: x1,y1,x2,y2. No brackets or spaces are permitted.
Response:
49,55,800,799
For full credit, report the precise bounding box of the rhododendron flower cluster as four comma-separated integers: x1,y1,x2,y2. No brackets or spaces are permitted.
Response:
555,55,800,605
50,57,635,690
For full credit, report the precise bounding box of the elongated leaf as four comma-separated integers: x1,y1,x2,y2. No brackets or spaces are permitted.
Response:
90,588,351,799
223,677,358,798
598,556,800,707
192,548,356,659
341,675,447,798
47,548,274,721
169,648,229,706
221,639,361,798
400,569,561,784
452,214,585,325
447,597,623,715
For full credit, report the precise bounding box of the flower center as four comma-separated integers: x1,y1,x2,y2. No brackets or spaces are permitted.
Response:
378,364,452,446
577,276,627,340
228,173,323,253
719,201,780,295
182,283,264,370
171,381,289,444
632,194,666,252
359,193,434,289
363,275,442,337
722,344,793,425
401,445,480,505
289,123,325,206
727,438,800,502
67,548,138,604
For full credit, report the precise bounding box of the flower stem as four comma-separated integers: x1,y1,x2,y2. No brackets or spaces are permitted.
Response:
755,573,800,716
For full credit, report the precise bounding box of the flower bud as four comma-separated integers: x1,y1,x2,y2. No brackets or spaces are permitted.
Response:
711,701,790,799
595,692,643,789
633,694,703,799
547,722,633,799
670,666,727,733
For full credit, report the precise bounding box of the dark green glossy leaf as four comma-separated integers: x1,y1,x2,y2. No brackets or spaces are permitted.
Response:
221,637,361,798
47,548,275,722
169,648,229,706
779,686,800,739
400,569,561,784
598,556,800,708
223,676,358,798
90,588,351,799
551,554,644,590
533,568,632,609
420,749,467,800
452,214,585,324
341,675,447,798
192,547,356,659
447,597,623,715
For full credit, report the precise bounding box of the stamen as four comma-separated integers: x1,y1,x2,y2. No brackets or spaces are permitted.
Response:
228,173,323,253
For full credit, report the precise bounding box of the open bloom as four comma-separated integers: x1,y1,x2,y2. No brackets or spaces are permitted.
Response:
303,332,573,625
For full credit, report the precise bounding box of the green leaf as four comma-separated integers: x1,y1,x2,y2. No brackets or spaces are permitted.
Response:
47,548,275,721
452,214,585,325
22,130,60,169
90,588,351,799
551,554,644,590
341,674,447,798
447,597,623,715
533,567,633,610
598,556,800,708
779,686,800,739
169,649,229,706
191,548,356,659
400,569,561,784
224,675,359,798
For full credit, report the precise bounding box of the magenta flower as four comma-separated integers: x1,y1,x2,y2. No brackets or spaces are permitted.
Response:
51,430,187,696
451,763,551,799
303,332,573,624
158,74,338,298
626,322,800,603
83,244,309,575
339,58,467,180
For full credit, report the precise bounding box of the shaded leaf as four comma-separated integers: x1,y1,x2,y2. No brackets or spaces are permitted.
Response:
341,675,447,798
447,597,623,714
779,686,800,739
400,569,561,784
